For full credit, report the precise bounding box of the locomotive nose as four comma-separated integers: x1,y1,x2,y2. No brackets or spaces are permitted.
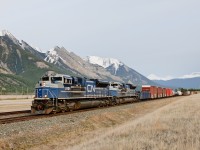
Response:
39,82,46,87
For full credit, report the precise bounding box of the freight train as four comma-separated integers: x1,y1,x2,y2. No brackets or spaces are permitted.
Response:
31,72,174,114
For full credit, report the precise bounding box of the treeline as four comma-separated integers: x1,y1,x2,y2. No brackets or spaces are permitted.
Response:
188,88,200,91
179,88,200,92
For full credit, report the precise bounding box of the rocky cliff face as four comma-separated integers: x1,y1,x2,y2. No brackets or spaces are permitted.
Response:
44,50,155,85
0,31,68,93
0,33,48,75
44,47,123,82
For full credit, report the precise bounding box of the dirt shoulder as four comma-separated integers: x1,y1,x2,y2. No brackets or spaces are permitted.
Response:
0,95,34,100
0,99,32,112
0,96,192,150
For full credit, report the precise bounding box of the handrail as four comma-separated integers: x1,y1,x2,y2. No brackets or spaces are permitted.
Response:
47,89,57,106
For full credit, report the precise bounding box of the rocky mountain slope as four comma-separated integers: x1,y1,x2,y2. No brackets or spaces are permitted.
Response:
0,31,73,93
148,72,200,89
0,30,155,93
44,49,155,85
44,47,122,82
85,56,155,85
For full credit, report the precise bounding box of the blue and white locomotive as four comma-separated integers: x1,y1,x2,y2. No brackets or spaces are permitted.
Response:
31,72,139,114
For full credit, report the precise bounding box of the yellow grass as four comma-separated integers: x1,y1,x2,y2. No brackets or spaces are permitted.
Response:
68,94,200,150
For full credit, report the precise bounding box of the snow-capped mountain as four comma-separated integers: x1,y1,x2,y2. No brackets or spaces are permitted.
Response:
0,29,156,92
148,73,200,89
44,47,124,81
84,56,155,85
147,74,173,81
44,48,60,64
0,30,20,45
85,56,124,74
179,72,200,79
148,72,200,81
44,49,155,85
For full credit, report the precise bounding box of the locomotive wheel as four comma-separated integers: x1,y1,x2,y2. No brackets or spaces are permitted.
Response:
65,106,70,112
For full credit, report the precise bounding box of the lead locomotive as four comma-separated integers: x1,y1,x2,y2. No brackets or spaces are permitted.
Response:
31,72,139,114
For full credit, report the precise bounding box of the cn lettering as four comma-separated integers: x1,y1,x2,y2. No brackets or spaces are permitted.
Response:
87,85,95,92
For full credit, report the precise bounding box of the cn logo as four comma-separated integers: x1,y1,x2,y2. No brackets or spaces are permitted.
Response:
87,85,95,93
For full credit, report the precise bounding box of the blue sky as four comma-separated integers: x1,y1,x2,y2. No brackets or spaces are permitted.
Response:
0,0,200,78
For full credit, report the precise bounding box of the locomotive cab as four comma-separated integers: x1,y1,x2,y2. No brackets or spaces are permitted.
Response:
35,74,70,99
32,73,75,114
108,82,123,97
123,84,137,97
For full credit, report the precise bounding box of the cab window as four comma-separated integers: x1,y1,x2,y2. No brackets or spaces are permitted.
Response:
64,78,72,84
42,77,49,81
51,77,62,83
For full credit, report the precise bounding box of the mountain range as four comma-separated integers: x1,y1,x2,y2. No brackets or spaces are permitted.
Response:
148,73,200,89
148,72,200,81
0,30,155,93
152,78,200,89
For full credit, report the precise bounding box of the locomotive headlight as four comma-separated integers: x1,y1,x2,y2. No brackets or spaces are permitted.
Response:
65,87,71,91
42,82,46,87
44,95,48,98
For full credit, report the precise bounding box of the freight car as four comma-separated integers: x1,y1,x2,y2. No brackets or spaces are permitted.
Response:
140,85,174,100
31,72,139,114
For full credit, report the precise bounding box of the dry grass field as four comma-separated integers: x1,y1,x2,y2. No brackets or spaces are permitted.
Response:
68,94,200,150
0,95,199,150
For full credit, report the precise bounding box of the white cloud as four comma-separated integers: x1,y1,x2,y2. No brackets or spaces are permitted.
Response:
179,72,200,79
147,74,174,81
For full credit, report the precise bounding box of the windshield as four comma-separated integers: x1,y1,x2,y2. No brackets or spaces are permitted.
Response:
41,77,49,81
51,77,62,82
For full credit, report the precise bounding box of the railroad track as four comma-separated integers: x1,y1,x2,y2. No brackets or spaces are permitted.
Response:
0,110,31,116
0,103,129,124
0,106,112,124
